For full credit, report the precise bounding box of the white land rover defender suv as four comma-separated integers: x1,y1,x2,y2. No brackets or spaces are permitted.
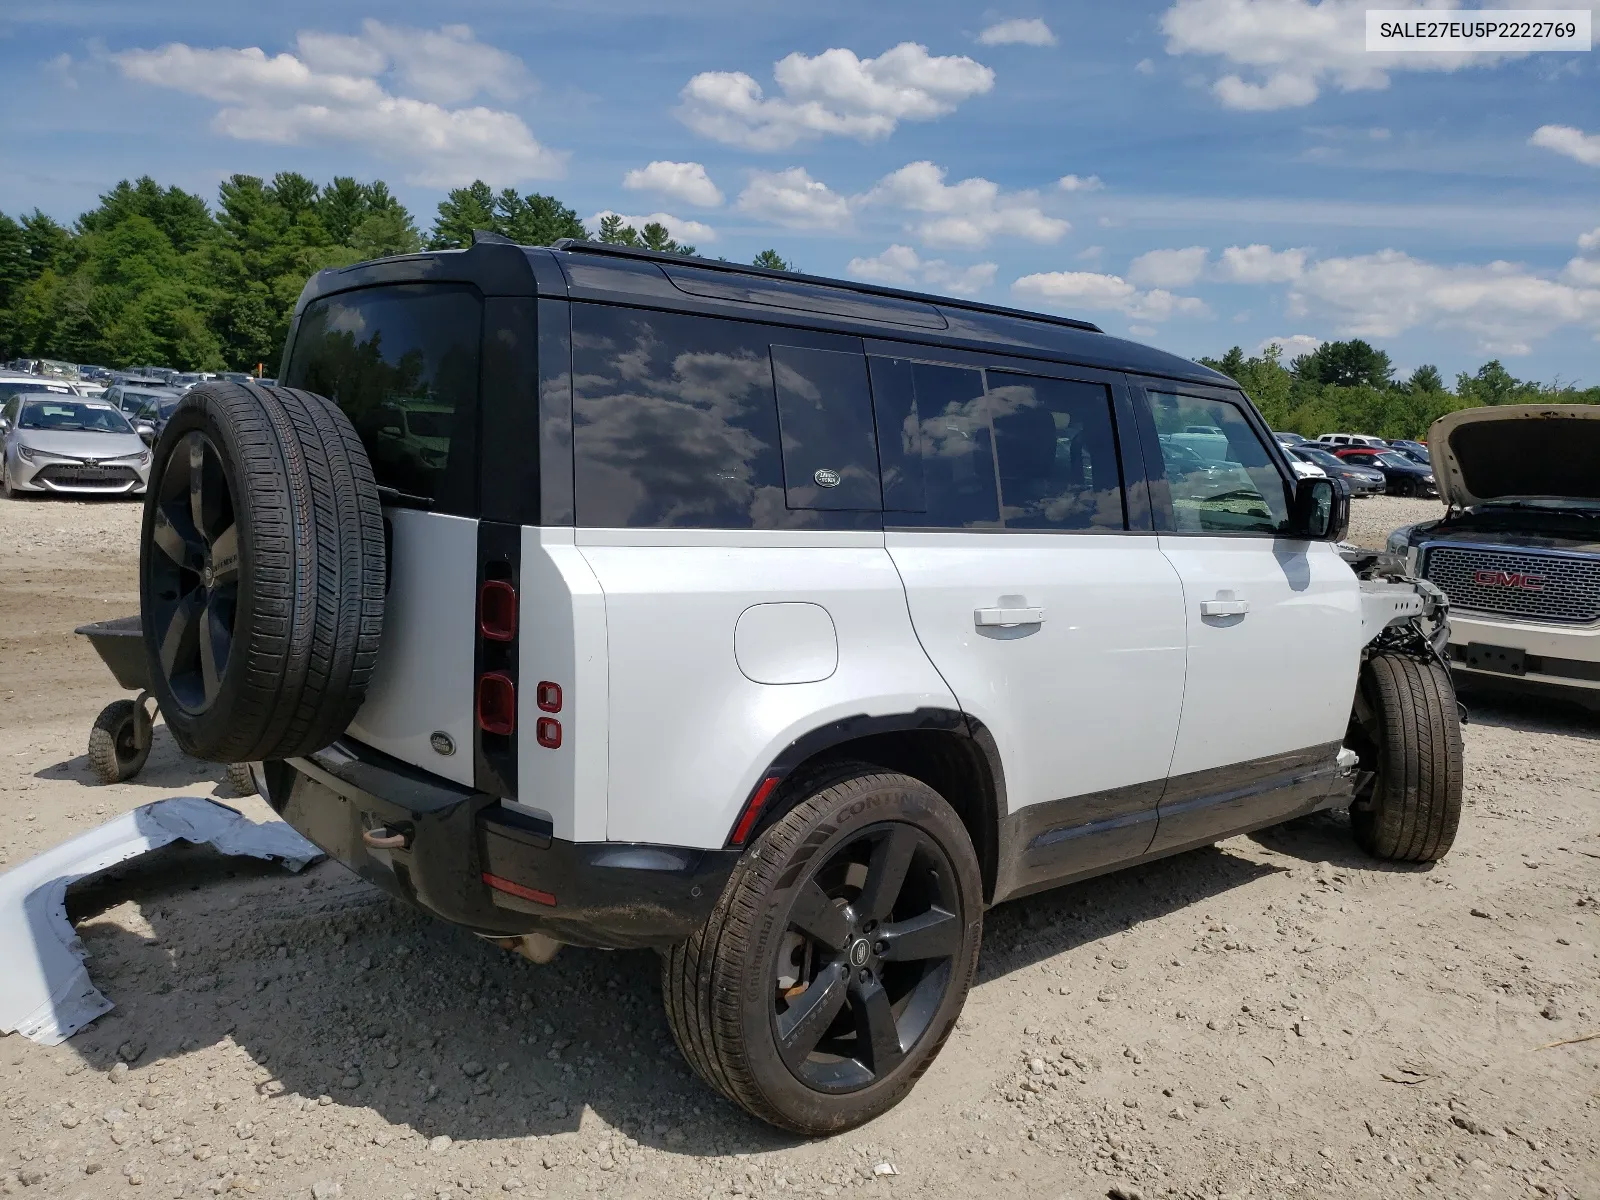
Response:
1389,404,1600,712
134,236,1461,1134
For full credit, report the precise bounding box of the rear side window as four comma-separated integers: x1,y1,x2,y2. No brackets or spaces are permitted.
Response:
571,305,881,529
283,284,482,513
1147,392,1290,534
869,360,999,529
988,373,1125,530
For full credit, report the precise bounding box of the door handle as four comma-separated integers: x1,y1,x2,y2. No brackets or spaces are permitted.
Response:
1200,598,1250,617
974,606,1045,627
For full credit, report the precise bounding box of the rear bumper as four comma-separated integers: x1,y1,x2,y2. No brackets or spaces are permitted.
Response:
264,741,739,949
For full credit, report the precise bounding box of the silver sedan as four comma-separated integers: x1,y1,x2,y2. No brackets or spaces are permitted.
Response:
0,394,153,497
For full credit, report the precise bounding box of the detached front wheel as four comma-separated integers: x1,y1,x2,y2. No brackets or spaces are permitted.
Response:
663,768,983,1135
1348,651,1463,862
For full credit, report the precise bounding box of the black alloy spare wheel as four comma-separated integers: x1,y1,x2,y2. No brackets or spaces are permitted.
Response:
139,381,386,764
662,768,983,1135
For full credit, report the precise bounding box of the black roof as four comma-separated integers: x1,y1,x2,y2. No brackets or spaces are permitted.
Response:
295,236,1230,388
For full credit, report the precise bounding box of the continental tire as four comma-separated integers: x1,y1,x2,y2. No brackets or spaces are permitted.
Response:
1350,652,1463,862
662,767,983,1135
138,381,385,763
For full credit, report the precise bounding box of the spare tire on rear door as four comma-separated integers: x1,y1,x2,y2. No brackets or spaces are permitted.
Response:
138,381,386,763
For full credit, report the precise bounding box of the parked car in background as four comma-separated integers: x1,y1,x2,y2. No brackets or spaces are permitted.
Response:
216,371,255,385
106,384,183,444
1318,433,1390,449
1389,404,1600,713
0,373,79,403
0,394,152,497
1273,431,1309,446
1333,447,1436,496
1288,445,1386,496
1388,439,1430,465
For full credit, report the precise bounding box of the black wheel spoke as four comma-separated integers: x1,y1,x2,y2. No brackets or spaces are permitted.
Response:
776,961,849,1071
210,524,239,584
789,881,850,951
158,589,203,679
188,434,206,537
850,974,904,1077
198,603,225,703
877,906,960,963
856,825,917,923
151,508,198,567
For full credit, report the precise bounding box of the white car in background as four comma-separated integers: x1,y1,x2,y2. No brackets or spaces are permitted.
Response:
0,394,152,497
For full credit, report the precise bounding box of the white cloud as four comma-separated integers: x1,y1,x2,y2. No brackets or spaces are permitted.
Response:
1057,173,1104,192
1579,227,1600,252
1135,57,1156,74
1161,0,1529,111
1257,333,1322,358
1530,124,1600,167
1215,243,1306,283
846,244,996,295
863,161,1068,248
622,161,723,207
678,42,994,150
586,211,715,245
1013,271,1210,322
115,25,560,186
1562,258,1600,287
735,168,852,229
1128,246,1208,288
977,18,1057,47
1288,249,1600,350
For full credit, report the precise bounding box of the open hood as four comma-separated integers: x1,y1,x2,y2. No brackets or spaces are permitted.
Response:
1428,404,1600,509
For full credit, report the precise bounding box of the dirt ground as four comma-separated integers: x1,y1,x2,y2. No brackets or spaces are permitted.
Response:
1,493,1596,1200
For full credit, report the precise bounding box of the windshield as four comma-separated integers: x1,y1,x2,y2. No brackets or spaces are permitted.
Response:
0,381,74,400
19,401,134,433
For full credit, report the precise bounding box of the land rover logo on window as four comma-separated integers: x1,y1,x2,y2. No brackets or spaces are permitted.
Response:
813,468,842,488
430,731,456,756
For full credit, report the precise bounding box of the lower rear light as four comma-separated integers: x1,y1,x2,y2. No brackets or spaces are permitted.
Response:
536,717,562,749
536,681,562,712
476,672,516,735
730,775,782,846
483,873,555,906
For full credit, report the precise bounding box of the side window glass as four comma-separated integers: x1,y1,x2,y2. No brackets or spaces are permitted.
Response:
883,362,998,528
571,306,787,529
1147,392,1290,534
988,372,1125,530
770,345,881,510
867,357,924,513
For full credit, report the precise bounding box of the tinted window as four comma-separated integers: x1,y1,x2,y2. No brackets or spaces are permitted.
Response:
284,284,481,511
0,381,72,400
572,306,788,529
867,357,925,513
989,373,1124,530
876,361,999,528
771,345,881,510
1148,393,1289,534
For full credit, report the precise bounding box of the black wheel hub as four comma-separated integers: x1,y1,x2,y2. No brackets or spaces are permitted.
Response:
147,432,239,714
771,821,962,1094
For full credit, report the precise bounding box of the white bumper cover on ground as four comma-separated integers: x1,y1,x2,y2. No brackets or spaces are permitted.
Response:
0,797,321,1046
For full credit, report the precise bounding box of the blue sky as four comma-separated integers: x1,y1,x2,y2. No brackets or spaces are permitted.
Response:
3,1,1599,383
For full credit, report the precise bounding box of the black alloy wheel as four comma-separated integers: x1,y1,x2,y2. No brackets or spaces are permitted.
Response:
146,431,239,714
773,822,961,1093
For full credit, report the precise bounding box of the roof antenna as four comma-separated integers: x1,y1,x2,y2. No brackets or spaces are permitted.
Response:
471,229,516,246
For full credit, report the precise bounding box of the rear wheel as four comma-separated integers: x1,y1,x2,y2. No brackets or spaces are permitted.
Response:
663,767,983,1134
223,762,257,796
1348,652,1463,862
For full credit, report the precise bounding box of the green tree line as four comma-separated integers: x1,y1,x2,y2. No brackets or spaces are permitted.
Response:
1201,339,1599,441
0,173,791,375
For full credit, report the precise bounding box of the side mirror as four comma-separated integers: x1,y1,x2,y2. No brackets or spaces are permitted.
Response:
1290,475,1350,541
135,421,156,439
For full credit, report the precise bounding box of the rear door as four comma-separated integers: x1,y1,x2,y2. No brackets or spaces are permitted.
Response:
873,349,1188,898
1129,381,1363,853
281,283,486,787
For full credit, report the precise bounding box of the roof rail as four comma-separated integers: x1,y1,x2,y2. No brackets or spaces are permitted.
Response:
548,239,1103,334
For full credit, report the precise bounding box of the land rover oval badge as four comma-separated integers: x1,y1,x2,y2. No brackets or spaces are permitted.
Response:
430,731,456,756
814,467,842,488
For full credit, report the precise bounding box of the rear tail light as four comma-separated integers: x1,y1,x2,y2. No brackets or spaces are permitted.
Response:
483,873,555,906
476,672,516,736
479,579,517,641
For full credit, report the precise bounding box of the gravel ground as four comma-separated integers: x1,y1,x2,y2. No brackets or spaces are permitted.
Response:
2,494,1597,1200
